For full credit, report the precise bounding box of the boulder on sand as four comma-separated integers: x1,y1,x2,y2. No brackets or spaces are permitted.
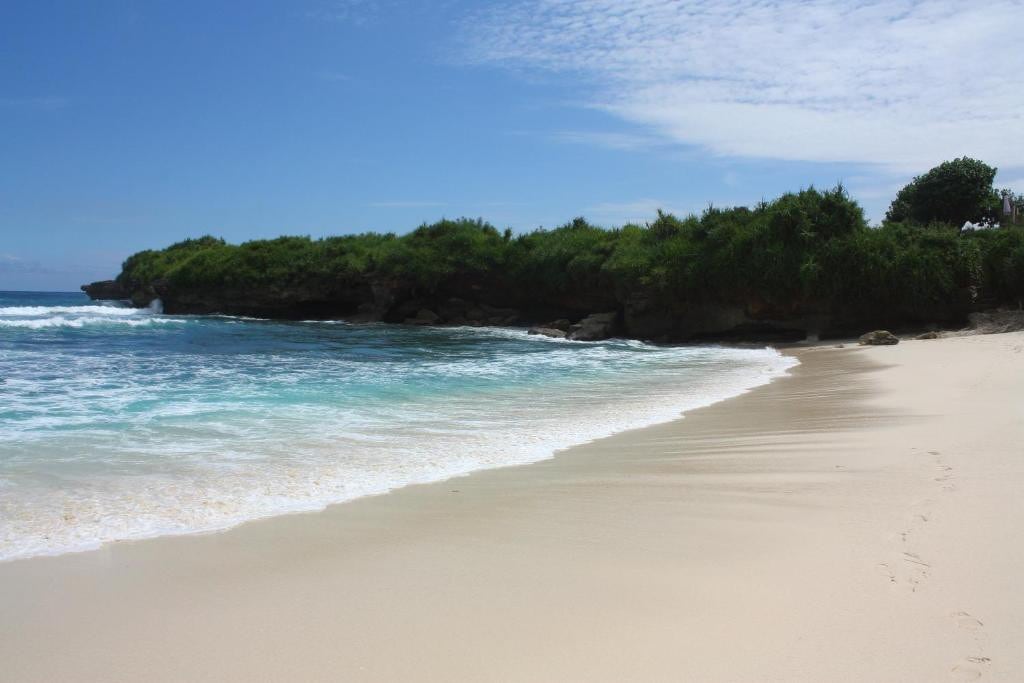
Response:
858,330,899,345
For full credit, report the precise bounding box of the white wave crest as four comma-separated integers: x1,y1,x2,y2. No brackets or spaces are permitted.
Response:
0,316,185,329
0,305,144,317
0,341,797,562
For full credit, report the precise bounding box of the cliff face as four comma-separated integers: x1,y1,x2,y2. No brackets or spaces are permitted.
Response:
77,191,1022,342
152,279,379,320
81,272,974,342
80,280,127,300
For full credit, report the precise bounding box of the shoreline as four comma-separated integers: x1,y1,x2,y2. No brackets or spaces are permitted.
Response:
0,327,795,565
2,333,1022,680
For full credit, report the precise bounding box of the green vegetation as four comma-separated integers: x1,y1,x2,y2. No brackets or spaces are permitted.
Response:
112,159,1024,334
885,157,1000,231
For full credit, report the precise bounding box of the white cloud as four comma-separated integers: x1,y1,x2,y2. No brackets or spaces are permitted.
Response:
548,129,663,151
463,0,1024,171
0,254,49,274
586,198,690,224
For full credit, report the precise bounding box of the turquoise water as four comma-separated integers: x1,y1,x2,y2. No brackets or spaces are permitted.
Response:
0,291,797,561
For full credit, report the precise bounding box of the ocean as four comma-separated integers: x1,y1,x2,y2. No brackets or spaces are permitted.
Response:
0,290,797,562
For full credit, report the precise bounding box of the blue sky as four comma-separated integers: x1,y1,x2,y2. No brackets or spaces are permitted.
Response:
3,0,1023,290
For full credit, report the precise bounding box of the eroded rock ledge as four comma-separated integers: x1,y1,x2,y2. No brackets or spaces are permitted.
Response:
83,274,979,343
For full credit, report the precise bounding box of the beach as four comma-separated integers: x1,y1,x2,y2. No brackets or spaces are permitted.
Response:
2,331,1022,682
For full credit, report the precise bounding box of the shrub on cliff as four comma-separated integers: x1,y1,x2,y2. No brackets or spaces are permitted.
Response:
376,218,507,291
111,176,1018,326
507,217,617,298
817,223,980,320
886,157,1000,231
970,227,1024,304
600,186,865,306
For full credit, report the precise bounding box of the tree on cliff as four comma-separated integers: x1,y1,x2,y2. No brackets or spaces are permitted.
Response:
885,157,999,232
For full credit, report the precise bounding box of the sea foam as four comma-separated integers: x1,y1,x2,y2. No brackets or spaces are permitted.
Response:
0,293,797,562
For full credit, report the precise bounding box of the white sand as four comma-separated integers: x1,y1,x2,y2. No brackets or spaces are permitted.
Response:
1,332,1022,681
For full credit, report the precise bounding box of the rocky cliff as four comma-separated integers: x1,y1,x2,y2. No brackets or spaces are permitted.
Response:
81,272,973,343
80,280,127,300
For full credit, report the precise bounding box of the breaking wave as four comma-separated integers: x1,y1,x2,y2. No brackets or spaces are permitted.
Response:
0,291,797,561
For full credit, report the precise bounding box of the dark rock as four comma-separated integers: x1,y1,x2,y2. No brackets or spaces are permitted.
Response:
368,281,398,320
914,331,940,340
968,310,1024,334
623,295,818,342
80,280,127,301
541,318,571,332
437,298,470,321
859,330,899,345
528,327,567,339
480,304,520,324
568,311,619,341
405,308,440,325
690,322,807,344
416,308,440,323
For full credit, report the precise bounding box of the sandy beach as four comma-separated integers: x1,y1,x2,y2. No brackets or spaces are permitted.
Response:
1,331,1022,682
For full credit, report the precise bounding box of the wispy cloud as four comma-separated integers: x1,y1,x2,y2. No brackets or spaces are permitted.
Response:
1002,177,1024,194
0,97,68,111
844,175,907,201
368,200,447,208
462,0,1024,172
549,130,663,151
0,254,50,275
586,199,687,224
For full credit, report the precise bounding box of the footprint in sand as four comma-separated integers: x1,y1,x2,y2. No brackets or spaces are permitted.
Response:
949,611,991,680
950,662,984,681
902,551,930,591
927,452,958,491
951,656,991,681
954,611,984,632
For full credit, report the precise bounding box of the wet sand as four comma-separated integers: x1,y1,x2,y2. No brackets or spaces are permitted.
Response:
2,332,1022,681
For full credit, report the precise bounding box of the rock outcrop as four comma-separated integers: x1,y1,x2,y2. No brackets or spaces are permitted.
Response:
859,330,900,345
528,327,567,339
568,312,618,341
81,265,980,344
535,318,570,332
80,280,127,300
405,308,441,325
966,310,1024,335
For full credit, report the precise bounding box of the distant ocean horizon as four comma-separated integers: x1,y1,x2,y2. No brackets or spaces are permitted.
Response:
0,290,797,562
